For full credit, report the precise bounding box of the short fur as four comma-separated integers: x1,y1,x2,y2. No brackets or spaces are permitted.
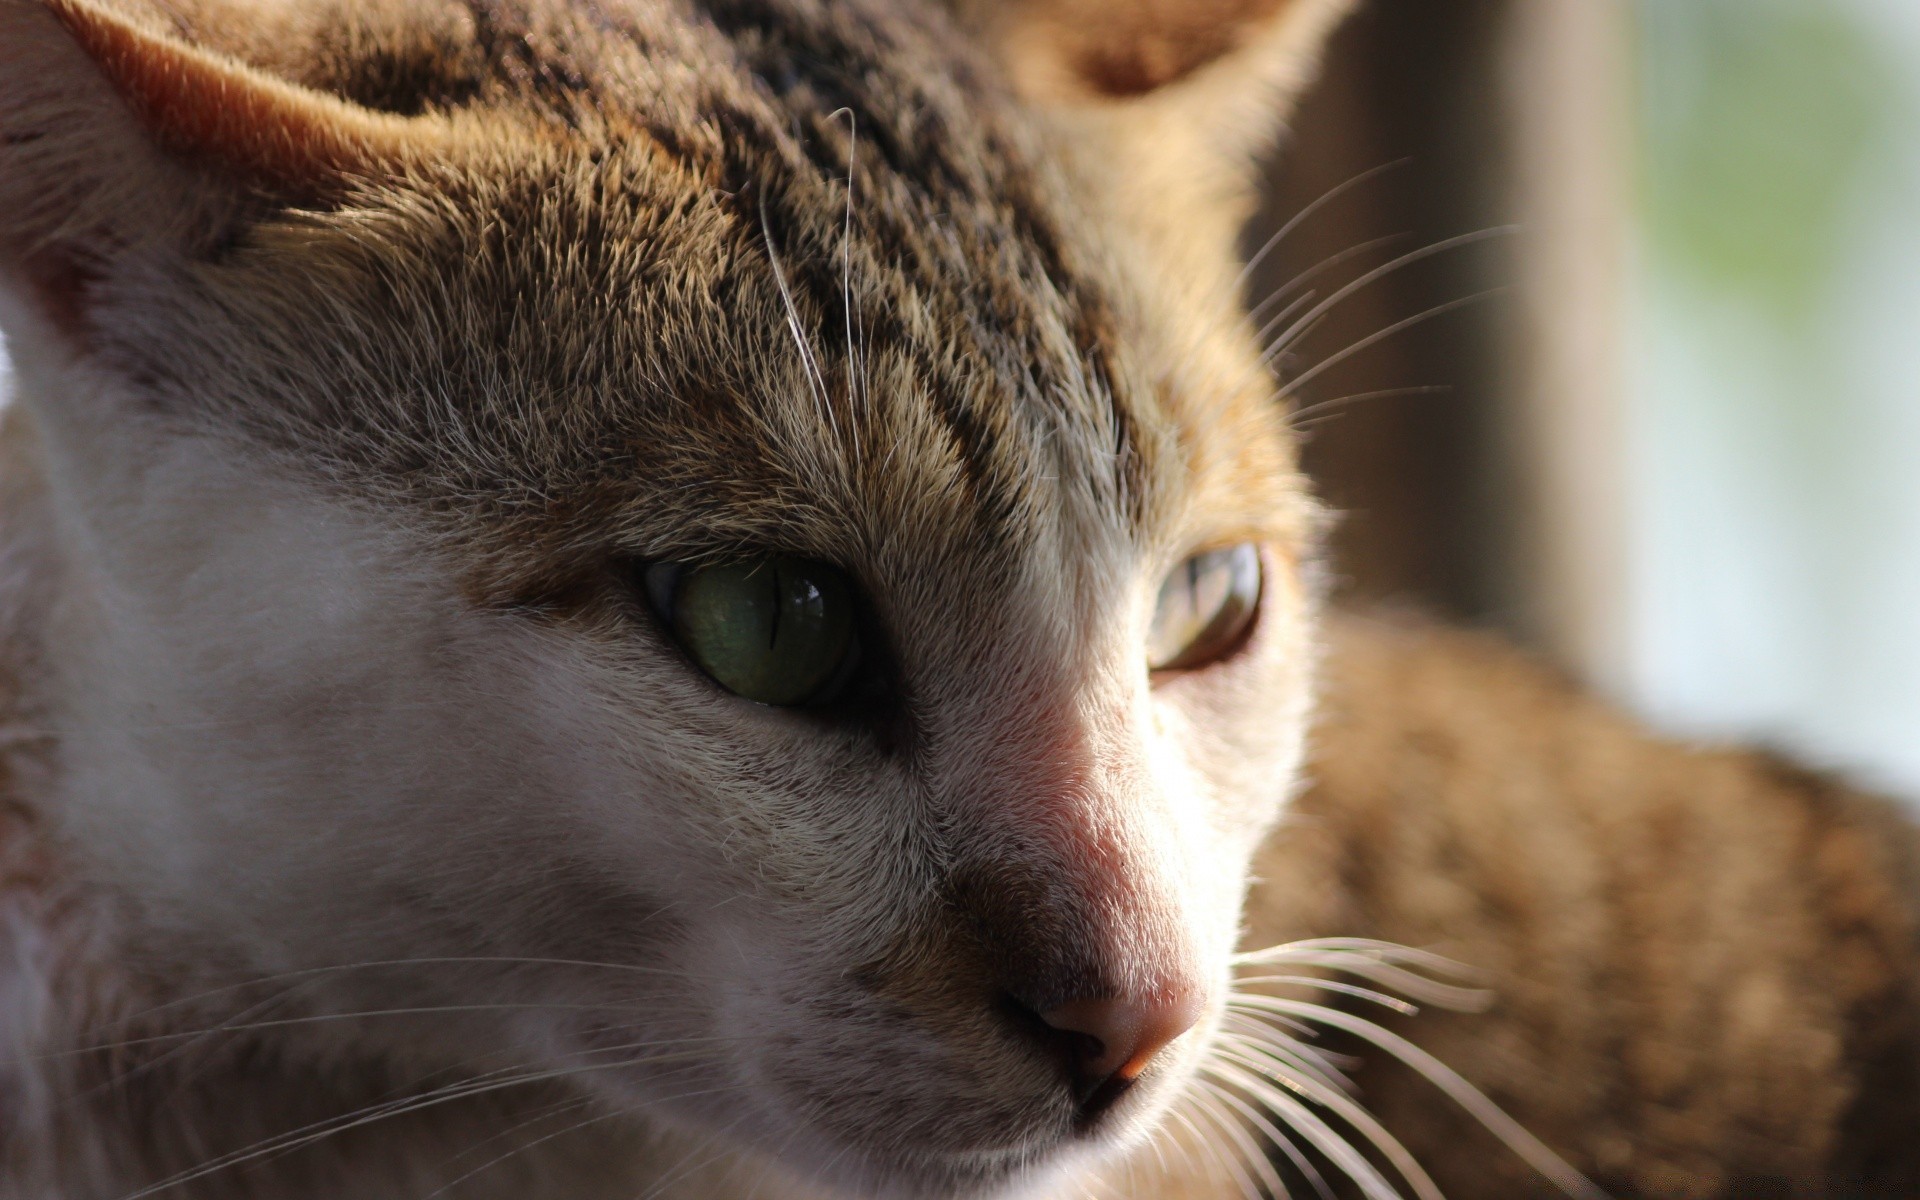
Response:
0,1,1914,1199
0,0,1337,1196
1258,614,1920,1198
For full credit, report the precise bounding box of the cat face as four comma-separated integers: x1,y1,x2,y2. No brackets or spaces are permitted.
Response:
0,0,1347,1194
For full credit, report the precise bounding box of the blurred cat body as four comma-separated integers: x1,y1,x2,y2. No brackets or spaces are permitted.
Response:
0,2,1916,1200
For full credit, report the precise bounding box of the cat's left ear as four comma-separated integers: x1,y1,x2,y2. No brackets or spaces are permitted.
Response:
953,0,1356,263
0,0,451,339
962,0,1353,109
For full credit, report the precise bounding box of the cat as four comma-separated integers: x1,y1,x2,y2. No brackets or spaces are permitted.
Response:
1268,613,1920,1199
0,0,1361,1195
0,1,1913,1199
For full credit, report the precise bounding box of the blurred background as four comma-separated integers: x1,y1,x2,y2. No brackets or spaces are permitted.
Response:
1251,0,1920,803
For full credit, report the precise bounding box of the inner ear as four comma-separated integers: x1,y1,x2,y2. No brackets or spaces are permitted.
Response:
1000,0,1298,99
943,0,1356,285
948,0,1358,197
44,0,445,202
0,0,458,337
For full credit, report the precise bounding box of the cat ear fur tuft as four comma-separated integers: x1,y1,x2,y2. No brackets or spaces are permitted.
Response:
37,0,443,200
0,0,450,332
960,0,1357,108
945,0,1356,296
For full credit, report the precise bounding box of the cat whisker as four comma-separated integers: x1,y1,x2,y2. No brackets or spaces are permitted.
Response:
1232,975,1422,1015
90,951,700,1033
1234,940,1492,1010
228,1023,687,1128
490,1081,758,1200
73,1023,730,1123
1160,230,1374,399
111,1049,734,1200
1251,288,1329,363
1193,1074,1332,1200
1261,227,1516,367
641,1105,767,1200
424,1099,662,1200
1142,1103,1200,1184
1214,1023,1353,1097
1191,1079,1295,1200
1250,232,1404,333
1236,158,1411,294
439,1092,596,1166
759,205,840,449
1163,1102,1240,1195
1277,288,1508,398
1223,1005,1320,1041
1135,1108,1174,1182
746,1110,833,1200
1192,939,1609,1200
1216,1054,1407,1200
801,1135,864,1200
1234,938,1467,972
49,952,708,1110
45,1005,724,1066
831,105,871,455
1197,1089,1278,1200
1208,1053,1438,1200
1224,994,1605,1199
1284,386,1454,435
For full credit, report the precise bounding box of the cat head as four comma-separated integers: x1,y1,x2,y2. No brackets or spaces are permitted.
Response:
0,0,1348,1194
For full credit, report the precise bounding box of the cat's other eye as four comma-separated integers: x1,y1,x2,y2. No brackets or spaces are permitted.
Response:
643,557,858,707
1147,544,1263,674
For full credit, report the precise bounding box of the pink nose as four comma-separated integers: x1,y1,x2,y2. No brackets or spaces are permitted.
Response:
1041,990,1204,1089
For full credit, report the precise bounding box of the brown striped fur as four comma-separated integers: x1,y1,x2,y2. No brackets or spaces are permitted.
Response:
1247,613,1920,1198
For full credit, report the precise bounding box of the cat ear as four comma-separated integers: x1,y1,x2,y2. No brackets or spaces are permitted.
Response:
966,0,1353,109
0,0,445,330
956,0,1356,267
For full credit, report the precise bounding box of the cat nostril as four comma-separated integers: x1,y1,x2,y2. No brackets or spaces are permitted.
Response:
1037,991,1203,1123
1041,993,1201,1083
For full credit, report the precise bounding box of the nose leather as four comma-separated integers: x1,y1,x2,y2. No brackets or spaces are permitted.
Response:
1040,990,1203,1085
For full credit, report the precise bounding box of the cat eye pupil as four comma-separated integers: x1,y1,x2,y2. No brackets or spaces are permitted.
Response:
644,557,857,707
1147,544,1262,673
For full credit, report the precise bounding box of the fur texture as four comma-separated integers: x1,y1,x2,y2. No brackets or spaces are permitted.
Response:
1255,614,1920,1198
0,0,1340,1196
0,1,1914,1198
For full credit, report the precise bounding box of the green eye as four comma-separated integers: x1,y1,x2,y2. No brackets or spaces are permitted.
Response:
644,557,857,707
1147,544,1262,673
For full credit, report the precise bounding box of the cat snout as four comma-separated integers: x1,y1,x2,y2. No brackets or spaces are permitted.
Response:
984,901,1209,1129
940,835,1211,1125
1033,990,1204,1126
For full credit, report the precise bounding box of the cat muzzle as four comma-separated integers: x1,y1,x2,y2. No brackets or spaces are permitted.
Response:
1037,990,1204,1128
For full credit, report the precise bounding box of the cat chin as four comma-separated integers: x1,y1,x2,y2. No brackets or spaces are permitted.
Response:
692,1059,1186,1200
744,1130,1102,1200
567,1037,1174,1200
631,961,1223,1200
589,1075,1081,1198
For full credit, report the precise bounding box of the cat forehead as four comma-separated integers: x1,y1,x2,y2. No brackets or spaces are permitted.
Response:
119,0,1303,586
